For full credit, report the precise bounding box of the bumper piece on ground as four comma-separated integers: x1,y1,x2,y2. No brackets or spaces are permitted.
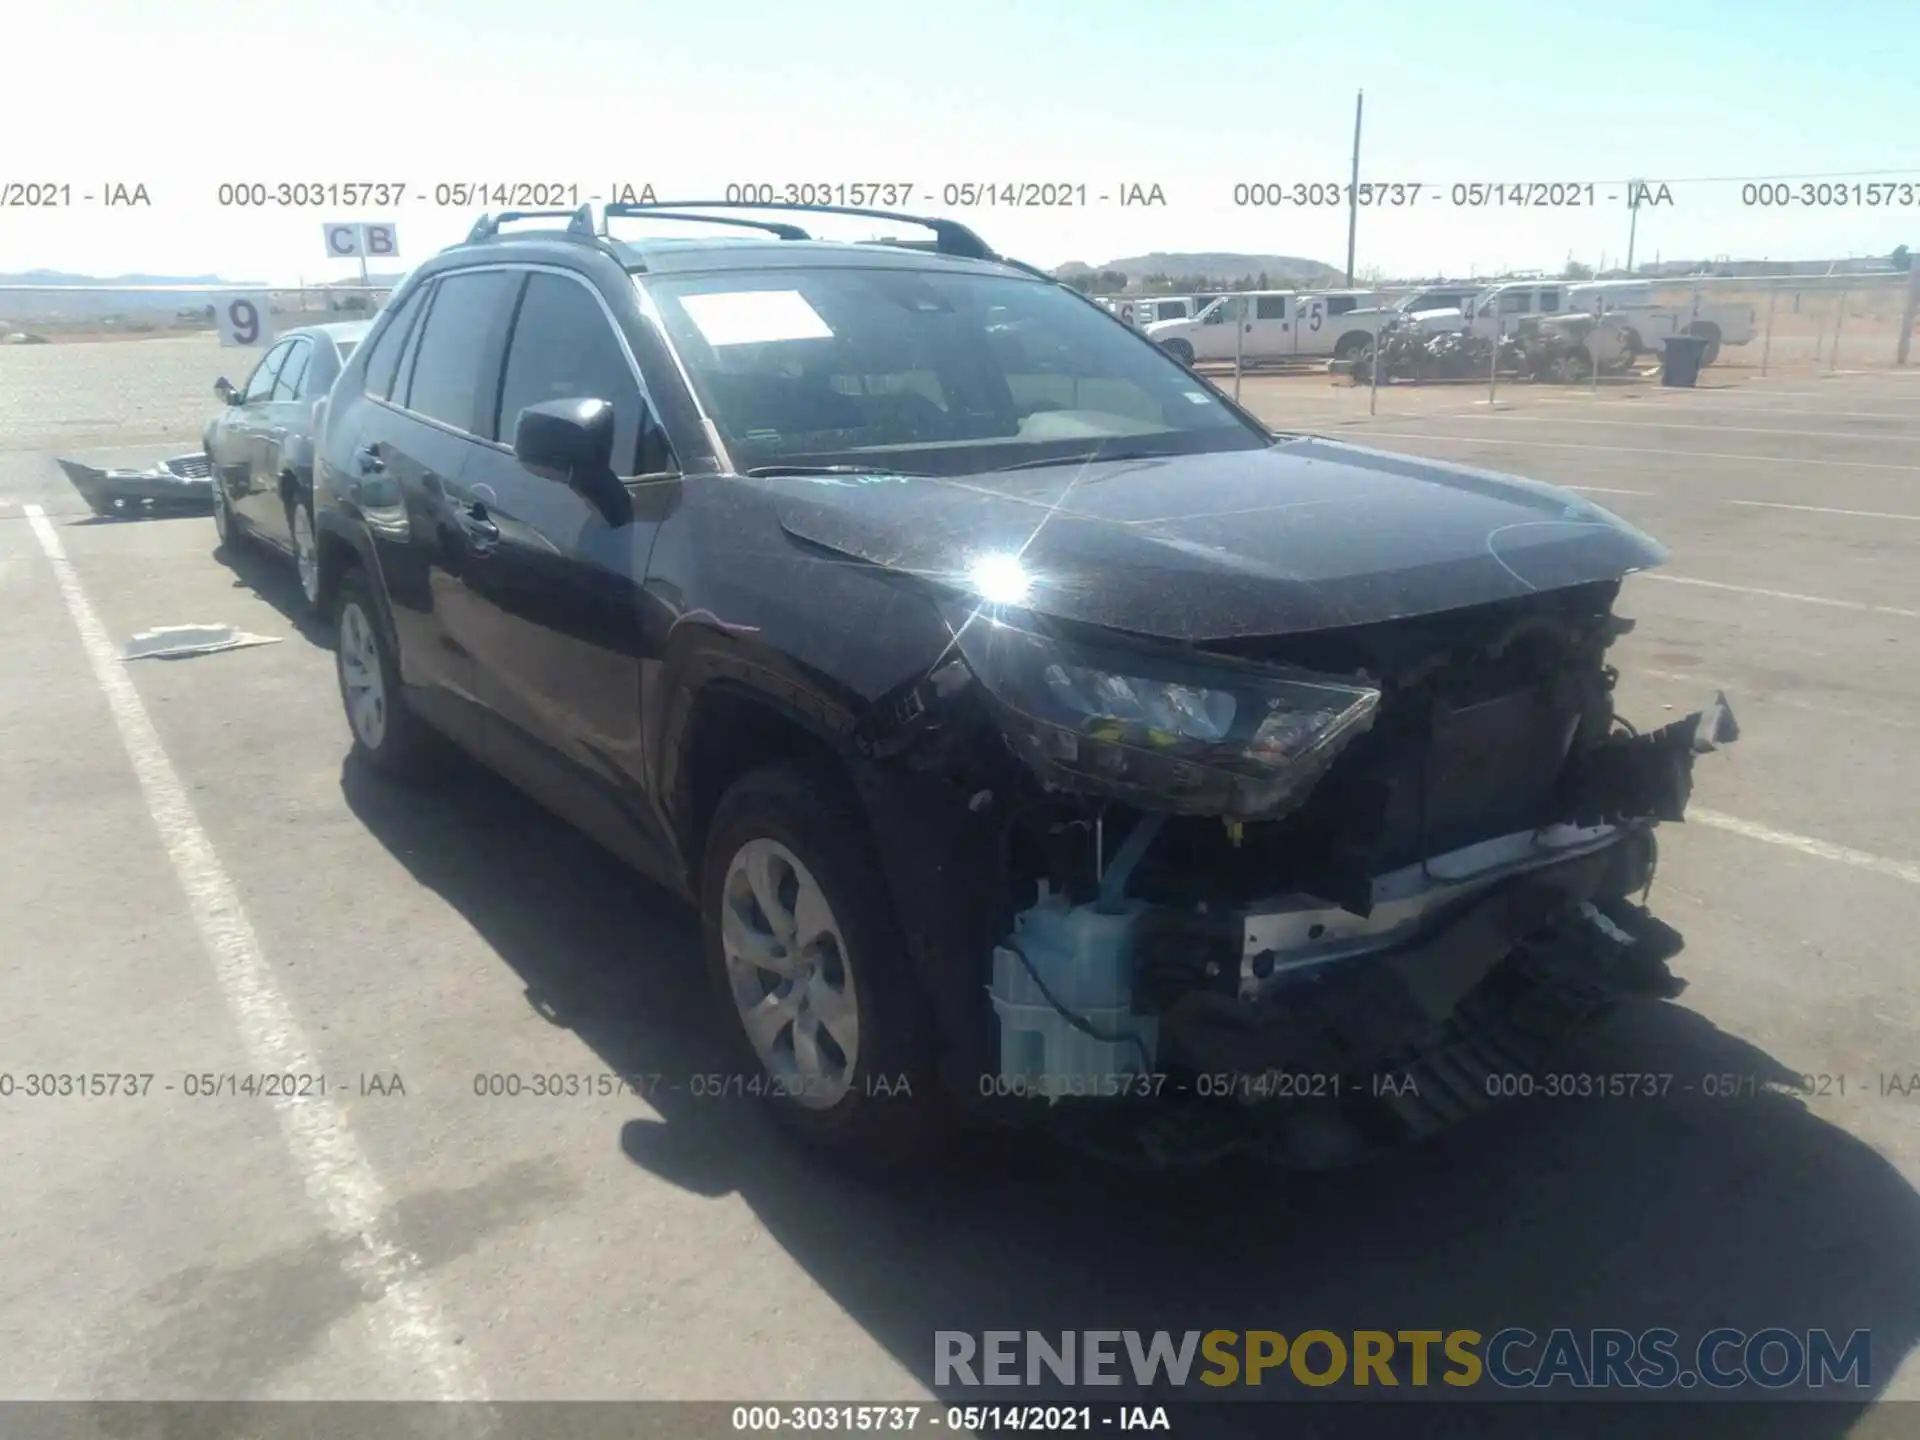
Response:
56,455,213,518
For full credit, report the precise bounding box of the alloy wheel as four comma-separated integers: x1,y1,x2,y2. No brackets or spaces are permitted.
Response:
719,837,859,1109
293,502,319,605
338,601,388,750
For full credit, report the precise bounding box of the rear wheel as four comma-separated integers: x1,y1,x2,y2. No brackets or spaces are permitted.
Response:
287,491,321,613
1688,323,1722,366
700,760,947,1169
334,569,439,781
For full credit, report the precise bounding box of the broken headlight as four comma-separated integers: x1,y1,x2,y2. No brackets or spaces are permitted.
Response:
948,607,1381,817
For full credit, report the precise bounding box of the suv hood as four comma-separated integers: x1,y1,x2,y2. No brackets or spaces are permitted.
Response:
767,437,1666,640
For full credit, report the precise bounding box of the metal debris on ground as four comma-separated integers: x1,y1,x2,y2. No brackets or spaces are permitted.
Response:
55,454,214,518
121,625,283,661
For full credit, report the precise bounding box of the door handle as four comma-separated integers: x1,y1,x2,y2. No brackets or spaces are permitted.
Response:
460,502,500,545
355,444,386,474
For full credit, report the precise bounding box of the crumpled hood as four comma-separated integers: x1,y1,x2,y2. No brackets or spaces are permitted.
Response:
767,437,1667,641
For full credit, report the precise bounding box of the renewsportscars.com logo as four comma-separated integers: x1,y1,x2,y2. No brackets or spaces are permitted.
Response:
934,1328,1872,1392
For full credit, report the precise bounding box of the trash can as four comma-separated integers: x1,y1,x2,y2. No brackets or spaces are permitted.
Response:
1661,335,1708,388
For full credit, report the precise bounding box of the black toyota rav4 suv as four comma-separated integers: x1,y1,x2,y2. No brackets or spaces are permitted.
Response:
311,202,1735,1170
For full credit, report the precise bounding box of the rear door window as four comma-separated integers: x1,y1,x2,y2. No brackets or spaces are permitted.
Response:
402,270,519,433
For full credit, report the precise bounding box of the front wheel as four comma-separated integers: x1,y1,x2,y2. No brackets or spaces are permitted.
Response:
1159,338,1195,366
700,761,947,1169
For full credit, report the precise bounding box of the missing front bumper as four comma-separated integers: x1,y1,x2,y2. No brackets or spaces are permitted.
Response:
999,888,1685,1170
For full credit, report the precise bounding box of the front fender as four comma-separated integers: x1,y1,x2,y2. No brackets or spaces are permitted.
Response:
651,621,866,855
650,624,991,1089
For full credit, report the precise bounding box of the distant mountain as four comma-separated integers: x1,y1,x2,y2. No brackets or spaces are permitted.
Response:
1055,252,1346,289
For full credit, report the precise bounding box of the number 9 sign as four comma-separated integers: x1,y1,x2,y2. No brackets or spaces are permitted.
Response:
217,294,275,348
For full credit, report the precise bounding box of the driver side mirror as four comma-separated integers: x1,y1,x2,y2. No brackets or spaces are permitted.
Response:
214,376,237,403
514,397,615,484
513,397,632,524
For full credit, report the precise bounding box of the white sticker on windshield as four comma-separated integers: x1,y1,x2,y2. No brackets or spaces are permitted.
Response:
1182,390,1213,404
680,290,835,346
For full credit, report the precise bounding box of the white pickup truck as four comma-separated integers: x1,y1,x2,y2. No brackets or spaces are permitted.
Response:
1106,295,1212,329
1412,280,1756,365
1143,289,1392,365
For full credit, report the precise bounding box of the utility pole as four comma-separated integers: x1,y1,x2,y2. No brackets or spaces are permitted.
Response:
1345,89,1363,286
1625,179,1641,276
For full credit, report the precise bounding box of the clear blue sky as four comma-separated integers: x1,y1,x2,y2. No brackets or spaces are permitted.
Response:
4,0,1917,281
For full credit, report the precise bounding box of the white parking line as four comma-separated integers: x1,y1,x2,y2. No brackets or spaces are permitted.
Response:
22,505,490,1407
1688,808,1920,889
1727,499,1920,522
1564,486,1655,496
1635,572,1920,618
1358,431,1920,473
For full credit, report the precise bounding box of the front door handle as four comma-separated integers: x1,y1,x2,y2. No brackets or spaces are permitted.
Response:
355,444,386,474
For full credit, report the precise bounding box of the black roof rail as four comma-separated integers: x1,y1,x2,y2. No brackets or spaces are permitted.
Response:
465,209,593,243
571,202,814,242
590,200,1001,261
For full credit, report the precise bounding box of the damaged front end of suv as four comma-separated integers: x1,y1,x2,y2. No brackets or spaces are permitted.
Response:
836,514,1736,1170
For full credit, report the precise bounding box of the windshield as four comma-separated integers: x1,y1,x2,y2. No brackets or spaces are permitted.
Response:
642,267,1267,475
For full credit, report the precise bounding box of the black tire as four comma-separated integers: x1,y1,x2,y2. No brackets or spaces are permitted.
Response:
1160,338,1195,366
1333,331,1369,361
1688,323,1722,367
333,567,441,782
700,760,949,1169
285,489,322,615
211,479,244,553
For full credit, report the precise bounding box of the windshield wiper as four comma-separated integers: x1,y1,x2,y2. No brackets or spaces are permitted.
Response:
743,464,929,478
989,449,1170,473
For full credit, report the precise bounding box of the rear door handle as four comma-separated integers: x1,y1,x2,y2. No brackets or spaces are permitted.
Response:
460,502,500,546
355,445,385,474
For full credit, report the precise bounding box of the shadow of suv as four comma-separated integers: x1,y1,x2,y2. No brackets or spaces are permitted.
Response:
311,200,1737,1172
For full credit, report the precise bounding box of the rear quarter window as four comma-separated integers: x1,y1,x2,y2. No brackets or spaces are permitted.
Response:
360,287,422,400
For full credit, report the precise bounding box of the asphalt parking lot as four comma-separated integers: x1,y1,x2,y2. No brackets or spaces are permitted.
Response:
2,338,1918,1433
